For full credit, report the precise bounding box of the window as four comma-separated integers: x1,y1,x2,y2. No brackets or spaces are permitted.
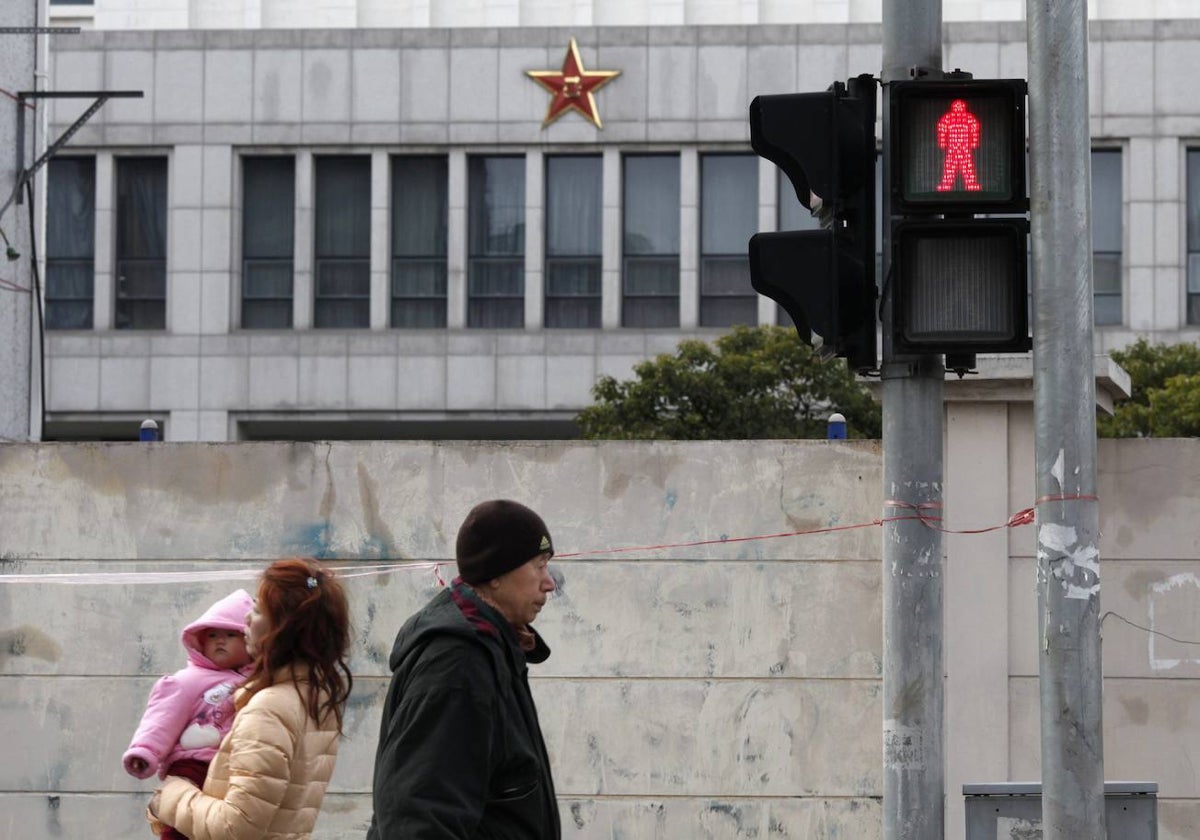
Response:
776,169,821,328
115,157,167,330
775,155,884,328
1187,150,1200,325
46,157,95,330
391,156,448,328
777,170,824,234
545,155,601,328
700,155,758,327
468,156,525,328
874,154,884,284
622,155,679,327
314,156,370,328
1092,149,1122,326
242,156,295,329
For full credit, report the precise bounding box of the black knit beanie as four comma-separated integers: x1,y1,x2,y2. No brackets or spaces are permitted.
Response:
455,499,554,585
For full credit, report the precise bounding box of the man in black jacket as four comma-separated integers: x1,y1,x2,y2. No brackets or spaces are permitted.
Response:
367,499,561,839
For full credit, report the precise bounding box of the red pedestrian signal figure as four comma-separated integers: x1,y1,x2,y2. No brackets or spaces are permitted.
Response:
936,99,982,192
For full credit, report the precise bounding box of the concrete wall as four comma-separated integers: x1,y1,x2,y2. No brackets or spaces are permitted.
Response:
1,435,1198,838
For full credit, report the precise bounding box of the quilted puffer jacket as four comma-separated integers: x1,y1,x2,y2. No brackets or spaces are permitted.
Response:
155,665,340,840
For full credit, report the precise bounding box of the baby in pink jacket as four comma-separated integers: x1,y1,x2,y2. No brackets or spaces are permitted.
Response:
123,589,255,838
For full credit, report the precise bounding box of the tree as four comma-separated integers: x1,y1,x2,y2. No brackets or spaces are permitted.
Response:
576,325,882,440
1098,338,1200,438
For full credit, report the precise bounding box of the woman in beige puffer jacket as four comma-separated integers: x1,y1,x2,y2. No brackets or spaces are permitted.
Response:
151,559,353,840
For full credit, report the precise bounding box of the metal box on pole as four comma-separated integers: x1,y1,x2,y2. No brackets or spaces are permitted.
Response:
963,782,1157,840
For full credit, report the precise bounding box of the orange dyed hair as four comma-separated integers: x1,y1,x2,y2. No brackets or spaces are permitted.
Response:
243,558,353,733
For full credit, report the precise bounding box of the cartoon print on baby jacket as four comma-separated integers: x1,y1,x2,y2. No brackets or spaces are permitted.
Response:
123,589,255,779
176,680,240,750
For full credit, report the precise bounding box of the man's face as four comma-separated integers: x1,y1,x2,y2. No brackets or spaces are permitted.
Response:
487,552,555,626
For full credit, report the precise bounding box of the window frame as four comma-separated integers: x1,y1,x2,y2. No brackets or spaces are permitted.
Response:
240,155,296,330
1091,146,1123,327
466,154,526,329
390,154,449,329
621,153,681,328
698,152,759,328
45,155,96,331
114,155,168,331
1185,148,1200,326
774,152,884,328
544,153,602,329
313,154,371,329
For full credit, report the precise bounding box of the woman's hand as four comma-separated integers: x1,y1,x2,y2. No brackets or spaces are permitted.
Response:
146,789,168,837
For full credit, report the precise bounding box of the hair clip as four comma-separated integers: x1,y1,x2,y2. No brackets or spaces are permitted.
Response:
306,576,319,589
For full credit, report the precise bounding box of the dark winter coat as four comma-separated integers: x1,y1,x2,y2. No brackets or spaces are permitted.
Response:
366,580,561,840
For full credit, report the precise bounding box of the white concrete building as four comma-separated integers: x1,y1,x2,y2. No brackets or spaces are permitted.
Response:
31,0,1200,440
45,0,1200,29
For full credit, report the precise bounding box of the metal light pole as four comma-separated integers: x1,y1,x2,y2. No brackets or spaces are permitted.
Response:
881,1,945,838
1027,0,1107,836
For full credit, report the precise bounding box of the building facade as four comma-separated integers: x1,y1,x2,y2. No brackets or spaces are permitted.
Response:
45,0,1200,29
33,2,1200,440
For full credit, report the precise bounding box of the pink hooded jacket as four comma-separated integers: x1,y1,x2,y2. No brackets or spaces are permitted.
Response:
123,589,256,780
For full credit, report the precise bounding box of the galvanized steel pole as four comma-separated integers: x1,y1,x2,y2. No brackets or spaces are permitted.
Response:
1027,1,1107,837
881,1,945,839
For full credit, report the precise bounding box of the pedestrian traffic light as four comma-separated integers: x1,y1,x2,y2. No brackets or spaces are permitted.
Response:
885,75,1031,357
890,78,1027,214
748,74,878,372
892,218,1029,354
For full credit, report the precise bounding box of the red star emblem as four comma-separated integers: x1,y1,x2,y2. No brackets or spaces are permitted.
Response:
526,38,620,129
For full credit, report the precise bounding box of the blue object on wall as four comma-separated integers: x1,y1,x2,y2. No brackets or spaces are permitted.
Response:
827,412,847,440
139,419,160,442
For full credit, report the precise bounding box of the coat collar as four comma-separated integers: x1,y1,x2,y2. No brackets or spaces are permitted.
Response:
451,579,552,665
234,662,312,710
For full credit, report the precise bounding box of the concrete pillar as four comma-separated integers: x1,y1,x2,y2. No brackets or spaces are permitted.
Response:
370,149,389,330
601,147,621,329
935,354,1131,839
293,149,313,330
200,145,233,335
757,155,777,326
169,145,204,335
524,149,544,329
446,149,467,330
944,400,1012,839
679,148,699,329
93,152,115,331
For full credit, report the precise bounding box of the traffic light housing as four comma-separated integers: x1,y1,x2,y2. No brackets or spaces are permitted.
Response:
892,218,1029,353
748,74,878,372
886,76,1031,357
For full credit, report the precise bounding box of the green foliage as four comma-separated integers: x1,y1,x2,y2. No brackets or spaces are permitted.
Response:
1098,338,1200,438
576,325,882,440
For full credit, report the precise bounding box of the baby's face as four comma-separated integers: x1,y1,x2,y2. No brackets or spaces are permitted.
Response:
202,628,250,669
